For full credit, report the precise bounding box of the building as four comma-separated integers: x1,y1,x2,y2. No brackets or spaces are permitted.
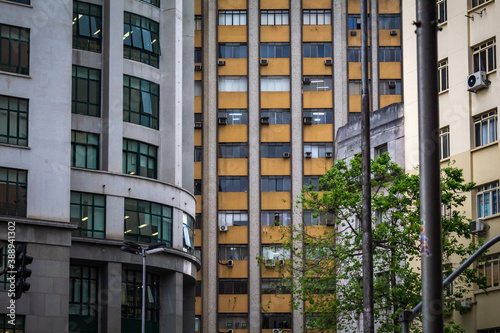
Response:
403,0,500,332
0,0,198,332
194,0,402,332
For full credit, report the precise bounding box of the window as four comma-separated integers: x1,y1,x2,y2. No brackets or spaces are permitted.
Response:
195,213,203,229
437,0,447,24
0,24,29,75
375,143,388,157
379,47,401,62
0,315,24,332
304,143,333,158
183,213,194,253
124,198,173,245
219,10,247,26
70,191,105,238
303,109,333,124
218,109,248,125
0,95,28,146
139,0,160,7
262,176,291,192
473,38,497,73
122,269,160,333
194,47,202,63
262,313,292,330
303,43,332,58
262,245,290,260
348,15,362,30
261,10,289,25
348,47,360,62
261,143,290,158
303,210,333,226
71,131,99,170
219,210,248,226
261,76,290,92
379,14,401,29
122,139,157,178
69,265,98,332
219,245,248,260
438,59,448,92
477,181,499,218
72,65,101,117
478,329,500,333
218,143,248,158
471,0,493,9
303,176,320,191
380,80,402,95
478,254,500,288
194,81,202,97
194,146,202,162
219,43,247,58
261,43,290,58
194,180,202,195
5,0,30,4
219,176,248,192
195,16,202,30
219,279,248,294
73,1,101,52
261,109,290,124
303,76,332,91
261,278,290,294
123,12,161,68
0,167,27,217
0,242,20,290
474,110,498,147
261,210,291,226
123,75,159,130
218,76,247,92
218,315,248,330
439,127,450,160
303,10,331,25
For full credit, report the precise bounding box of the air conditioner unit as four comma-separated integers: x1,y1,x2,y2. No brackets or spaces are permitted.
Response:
467,71,490,93
279,259,285,266
324,59,333,66
227,259,234,267
460,299,471,308
195,122,202,129
219,225,228,232
390,30,398,36
350,31,357,36
305,152,312,158
228,330,234,333
325,151,333,158
261,117,270,125
282,152,290,158
303,116,312,125
303,77,311,85
273,329,283,333
388,80,397,89
470,218,484,233
265,259,276,267
260,59,269,66
195,64,202,71
218,117,228,125
218,60,226,66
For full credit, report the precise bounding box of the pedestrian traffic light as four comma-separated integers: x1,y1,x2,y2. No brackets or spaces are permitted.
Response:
14,244,33,300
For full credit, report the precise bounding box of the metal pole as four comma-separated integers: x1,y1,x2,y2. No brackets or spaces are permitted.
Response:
360,0,373,331
142,248,146,333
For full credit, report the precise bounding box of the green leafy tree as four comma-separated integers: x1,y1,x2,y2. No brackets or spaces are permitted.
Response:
277,153,483,333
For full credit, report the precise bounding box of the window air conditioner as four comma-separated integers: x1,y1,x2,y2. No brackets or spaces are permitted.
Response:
303,116,313,125
261,117,270,125
227,259,234,267
228,330,234,333
305,152,312,158
219,225,228,232
390,30,398,36
350,31,357,36
282,152,290,158
470,218,484,233
273,329,283,333
325,151,333,158
279,259,285,266
467,71,490,93
218,117,228,125
217,60,226,66
388,80,397,89
260,59,269,66
265,259,276,267
195,122,202,129
194,64,202,71
303,77,311,85
324,59,333,66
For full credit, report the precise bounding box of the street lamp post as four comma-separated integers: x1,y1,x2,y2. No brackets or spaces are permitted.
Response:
121,241,167,333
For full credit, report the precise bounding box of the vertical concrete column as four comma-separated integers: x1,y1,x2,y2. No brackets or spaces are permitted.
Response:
161,271,184,333
370,0,380,111
106,195,125,240
201,0,219,332
102,0,124,173
183,277,197,333
290,0,304,331
247,1,261,332
101,262,123,333
333,0,349,134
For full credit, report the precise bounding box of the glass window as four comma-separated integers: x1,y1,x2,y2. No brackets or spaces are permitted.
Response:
379,47,401,62
194,47,202,63
303,9,331,25
124,198,173,245
379,14,400,29
262,245,290,260
70,191,105,238
260,43,290,58
218,143,248,158
194,81,202,96
261,210,291,226
261,278,290,294
261,76,290,92
477,181,499,218
438,59,448,93
471,0,493,9
122,139,157,179
219,210,248,226
473,38,497,73
303,210,334,226
72,65,101,117
218,109,248,125
218,176,248,192
123,12,161,68
73,1,102,52
219,43,247,58
69,265,98,332
375,143,388,158
303,42,332,58
261,176,291,192
123,75,159,130
195,16,202,30
0,167,27,217
194,146,202,162
348,47,360,62
139,0,160,7
218,315,249,330
195,213,203,229
0,23,30,75
303,76,332,91
261,109,290,125
218,10,247,26
478,254,500,288
0,95,28,146
122,269,160,333
303,109,333,124
0,315,24,332
439,127,450,160
437,0,447,24
219,279,248,294
218,76,247,92
379,80,402,95
183,213,194,254
262,313,292,329
261,10,289,25
71,131,99,170
4,0,30,4
261,143,290,158
219,245,248,260
474,110,498,147
304,142,333,158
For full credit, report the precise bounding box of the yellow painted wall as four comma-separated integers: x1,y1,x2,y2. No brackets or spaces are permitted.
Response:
195,296,202,315
194,162,201,179
218,0,247,9
347,31,362,47
305,225,334,237
303,25,332,42
219,92,248,109
347,0,361,13
195,31,202,47
194,129,202,146
304,158,334,175
219,192,248,210
349,63,372,80
303,124,334,142
303,58,332,75
380,95,402,108
261,226,291,243
261,158,291,176
380,62,401,79
195,96,202,113
261,92,290,109
349,95,361,113
261,294,292,312
219,260,248,278
197,269,201,281
379,29,401,46
261,192,291,210
218,294,249,313
218,124,248,142
219,158,248,176
195,70,202,81
379,0,400,13
303,91,333,108
260,26,290,42
194,0,201,15
260,58,290,76
303,0,332,9
219,58,248,76
261,263,283,278
196,195,202,213
219,26,247,43
219,226,249,244
472,144,500,186
261,0,289,9
261,125,290,142
194,229,202,247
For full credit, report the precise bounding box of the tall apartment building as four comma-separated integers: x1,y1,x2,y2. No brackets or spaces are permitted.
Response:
0,0,198,332
403,0,500,332
194,0,402,332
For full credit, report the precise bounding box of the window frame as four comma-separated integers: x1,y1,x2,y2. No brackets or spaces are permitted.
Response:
72,1,102,52
70,191,106,238
261,176,291,192
437,0,447,24
439,126,450,160
123,12,161,68
218,10,247,26
218,43,247,59
470,0,494,10
123,75,160,130
72,65,101,117
303,9,331,25
477,181,499,218
122,139,158,179
218,176,248,192
218,109,248,125
0,95,28,146
69,264,99,331
261,210,291,226
303,42,332,58
472,38,497,74
218,210,248,226
71,131,99,170
303,142,333,158
0,23,30,75
260,10,289,25
303,109,333,124
438,59,449,93
302,76,333,92
261,142,291,158
124,198,173,245
478,254,500,288
0,167,27,217
474,110,498,148
261,109,290,125
260,42,290,58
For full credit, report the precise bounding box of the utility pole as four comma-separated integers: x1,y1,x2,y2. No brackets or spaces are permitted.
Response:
360,0,374,331
415,0,443,332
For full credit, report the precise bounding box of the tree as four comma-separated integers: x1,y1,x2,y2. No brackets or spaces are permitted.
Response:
276,153,483,333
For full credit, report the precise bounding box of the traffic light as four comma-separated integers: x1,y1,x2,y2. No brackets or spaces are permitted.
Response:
14,244,33,300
